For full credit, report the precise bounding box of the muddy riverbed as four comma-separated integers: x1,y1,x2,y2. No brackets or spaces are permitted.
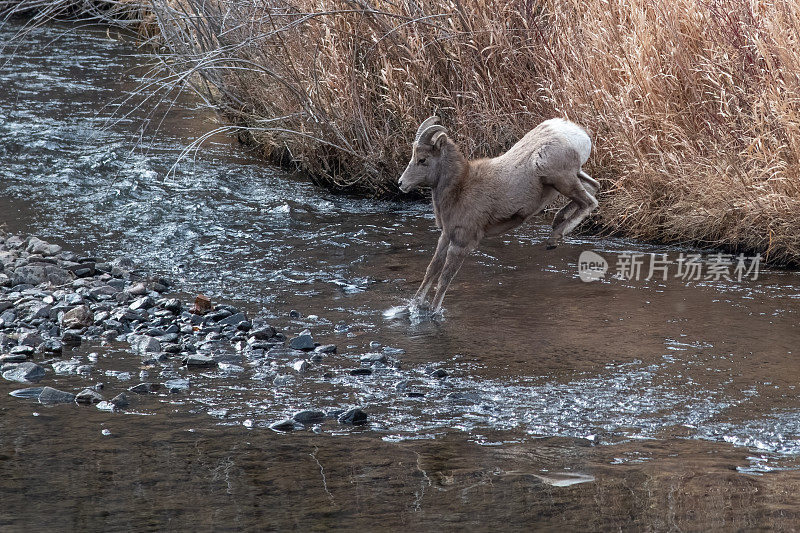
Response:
1,20,800,531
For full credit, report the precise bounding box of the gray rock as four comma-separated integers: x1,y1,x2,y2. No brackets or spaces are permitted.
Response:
218,363,244,373
338,408,368,425
61,331,81,347
130,335,161,354
293,410,325,424
350,368,372,376
61,305,92,329
89,285,119,299
0,309,14,324
37,339,62,354
360,352,387,365
111,392,130,407
269,419,299,432
291,359,309,373
128,382,160,394
429,368,449,379
75,388,103,404
446,391,482,403
182,354,217,367
9,386,45,399
128,282,148,296
38,386,76,404
129,296,154,311
27,238,62,256
0,354,28,364
18,332,43,347
250,325,276,340
3,362,46,383
289,329,315,351
164,378,190,393
314,344,337,354
162,298,181,314
11,266,47,286
45,266,72,286
9,345,34,356
217,312,246,326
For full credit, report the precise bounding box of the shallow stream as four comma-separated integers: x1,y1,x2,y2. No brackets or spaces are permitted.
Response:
1,21,799,530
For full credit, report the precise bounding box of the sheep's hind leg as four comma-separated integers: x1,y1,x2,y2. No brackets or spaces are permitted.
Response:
546,184,598,249
413,232,450,306
551,174,598,235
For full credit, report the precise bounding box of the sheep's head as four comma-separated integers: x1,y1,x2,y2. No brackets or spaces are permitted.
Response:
398,116,448,193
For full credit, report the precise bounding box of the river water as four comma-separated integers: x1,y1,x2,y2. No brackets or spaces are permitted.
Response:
1,21,800,530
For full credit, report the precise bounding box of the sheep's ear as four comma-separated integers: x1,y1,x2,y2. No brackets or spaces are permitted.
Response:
431,130,447,150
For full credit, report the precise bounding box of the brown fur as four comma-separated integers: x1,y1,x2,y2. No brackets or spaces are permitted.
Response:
399,117,598,312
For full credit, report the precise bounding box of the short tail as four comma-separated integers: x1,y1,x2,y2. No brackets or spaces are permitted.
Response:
578,170,600,191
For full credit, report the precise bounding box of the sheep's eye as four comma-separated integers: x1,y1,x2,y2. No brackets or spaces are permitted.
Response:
418,158,427,165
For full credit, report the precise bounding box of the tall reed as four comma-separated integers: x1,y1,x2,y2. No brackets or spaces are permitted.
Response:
10,0,800,262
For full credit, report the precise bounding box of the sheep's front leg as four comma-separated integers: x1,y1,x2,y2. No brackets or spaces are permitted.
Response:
414,232,450,305
431,232,477,312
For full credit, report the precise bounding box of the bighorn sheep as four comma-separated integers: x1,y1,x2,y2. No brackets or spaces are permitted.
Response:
398,116,599,312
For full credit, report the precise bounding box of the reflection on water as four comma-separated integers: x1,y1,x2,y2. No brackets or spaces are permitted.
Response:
1,20,800,529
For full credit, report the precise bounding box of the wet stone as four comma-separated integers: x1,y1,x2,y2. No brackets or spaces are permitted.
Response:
129,296,153,311
338,408,368,425
9,345,35,356
52,359,82,374
350,368,373,376
38,386,76,404
162,298,182,314
218,313,247,326
164,378,190,393
9,386,45,399
0,353,28,364
163,343,182,354
314,344,337,354
218,363,244,373
3,362,46,383
61,331,81,347
293,410,325,424
250,325,276,340
38,338,63,354
429,368,449,379
289,329,315,351
128,282,148,296
182,354,217,367
61,305,92,329
131,335,161,354
360,352,387,365
269,419,299,432
111,392,130,407
291,359,309,373
446,391,482,403
128,382,160,394
75,388,103,404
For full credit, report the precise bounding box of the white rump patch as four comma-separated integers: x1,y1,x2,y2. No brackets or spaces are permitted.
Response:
541,118,592,165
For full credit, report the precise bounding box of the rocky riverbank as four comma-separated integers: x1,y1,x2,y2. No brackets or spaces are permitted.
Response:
0,230,377,428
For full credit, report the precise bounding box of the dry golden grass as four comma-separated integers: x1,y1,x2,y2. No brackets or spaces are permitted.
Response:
10,0,800,262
